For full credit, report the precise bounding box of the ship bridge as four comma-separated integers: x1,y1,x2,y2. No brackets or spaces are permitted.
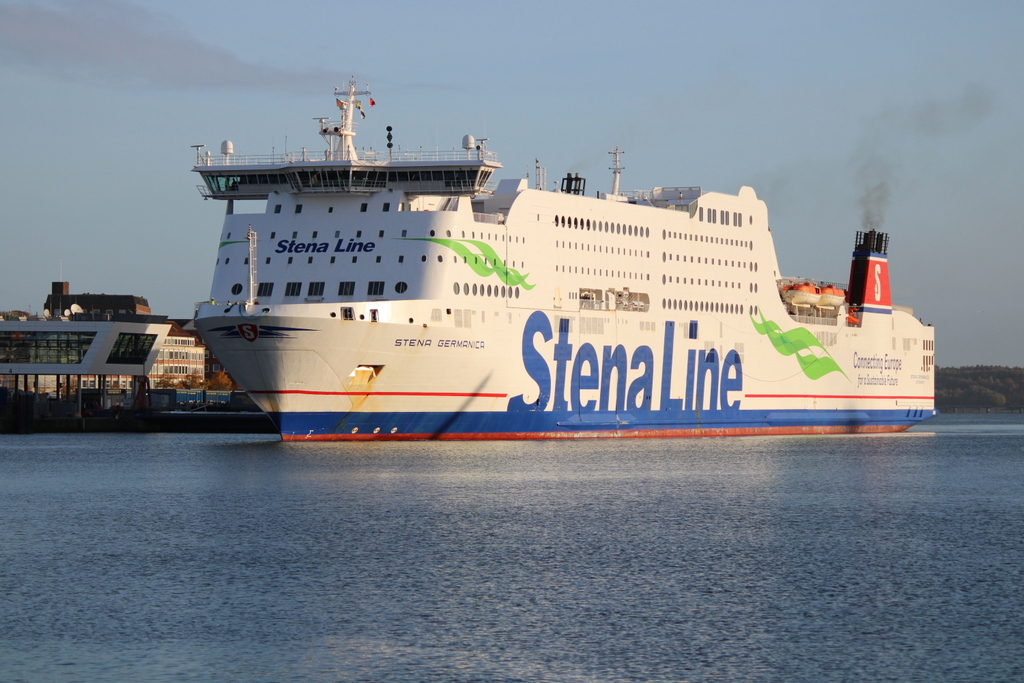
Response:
193,78,500,200
195,151,500,200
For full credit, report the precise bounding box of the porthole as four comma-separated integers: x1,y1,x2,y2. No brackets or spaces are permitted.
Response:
394,282,408,294
429,230,435,236
662,252,666,262
421,255,427,262
437,255,443,262
662,298,666,309
464,282,469,293
472,283,478,295
515,287,520,299
487,284,492,296
446,230,452,237
454,282,461,294
230,283,243,295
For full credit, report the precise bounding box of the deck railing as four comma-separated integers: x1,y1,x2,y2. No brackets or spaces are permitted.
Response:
195,148,499,167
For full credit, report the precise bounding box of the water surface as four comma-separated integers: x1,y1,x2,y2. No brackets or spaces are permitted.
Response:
2,414,1022,682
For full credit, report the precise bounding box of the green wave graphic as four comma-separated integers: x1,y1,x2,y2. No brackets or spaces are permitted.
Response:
219,240,248,249
751,312,846,380
402,238,536,289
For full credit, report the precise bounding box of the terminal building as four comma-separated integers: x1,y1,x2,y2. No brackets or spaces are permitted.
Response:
0,282,170,420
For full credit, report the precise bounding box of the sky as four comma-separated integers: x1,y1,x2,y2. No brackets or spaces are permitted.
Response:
0,0,1021,366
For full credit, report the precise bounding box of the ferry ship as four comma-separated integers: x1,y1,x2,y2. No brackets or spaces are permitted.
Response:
192,80,936,440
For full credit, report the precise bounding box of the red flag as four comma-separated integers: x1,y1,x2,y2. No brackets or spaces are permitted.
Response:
369,97,376,106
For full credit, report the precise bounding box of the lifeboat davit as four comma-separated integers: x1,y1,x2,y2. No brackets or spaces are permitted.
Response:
782,282,821,306
818,285,846,308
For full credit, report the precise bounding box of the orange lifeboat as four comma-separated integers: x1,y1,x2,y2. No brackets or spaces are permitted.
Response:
782,282,821,306
818,285,846,308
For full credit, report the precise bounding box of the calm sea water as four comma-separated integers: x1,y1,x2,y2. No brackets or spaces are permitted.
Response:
2,414,1023,683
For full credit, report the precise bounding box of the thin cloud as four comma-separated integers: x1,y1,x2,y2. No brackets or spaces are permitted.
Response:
0,0,336,91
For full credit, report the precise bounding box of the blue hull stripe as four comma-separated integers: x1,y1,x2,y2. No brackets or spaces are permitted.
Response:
268,407,936,439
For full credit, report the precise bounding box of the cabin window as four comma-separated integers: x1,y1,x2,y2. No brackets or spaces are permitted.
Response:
257,282,274,297
382,203,390,212
274,205,282,214
295,205,303,214
360,203,368,212
338,281,355,296
284,282,302,297
367,281,385,296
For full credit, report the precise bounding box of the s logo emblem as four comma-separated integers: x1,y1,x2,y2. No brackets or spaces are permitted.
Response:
873,263,882,301
238,324,259,342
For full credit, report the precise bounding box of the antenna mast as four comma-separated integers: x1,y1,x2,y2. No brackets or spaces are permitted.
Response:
535,159,547,191
609,147,625,195
324,77,371,161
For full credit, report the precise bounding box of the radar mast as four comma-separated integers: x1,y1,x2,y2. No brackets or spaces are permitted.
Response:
609,147,625,196
323,77,371,161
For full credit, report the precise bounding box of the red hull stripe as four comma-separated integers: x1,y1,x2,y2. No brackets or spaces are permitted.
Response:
745,394,933,400
249,390,508,398
282,424,914,442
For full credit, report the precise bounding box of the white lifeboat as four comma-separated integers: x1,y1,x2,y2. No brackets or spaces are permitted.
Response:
818,285,846,308
782,282,821,306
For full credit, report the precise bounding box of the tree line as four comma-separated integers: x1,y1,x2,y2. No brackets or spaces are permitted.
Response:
936,366,1024,409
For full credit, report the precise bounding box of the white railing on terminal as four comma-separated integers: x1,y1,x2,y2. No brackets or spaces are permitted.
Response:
195,147,500,167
